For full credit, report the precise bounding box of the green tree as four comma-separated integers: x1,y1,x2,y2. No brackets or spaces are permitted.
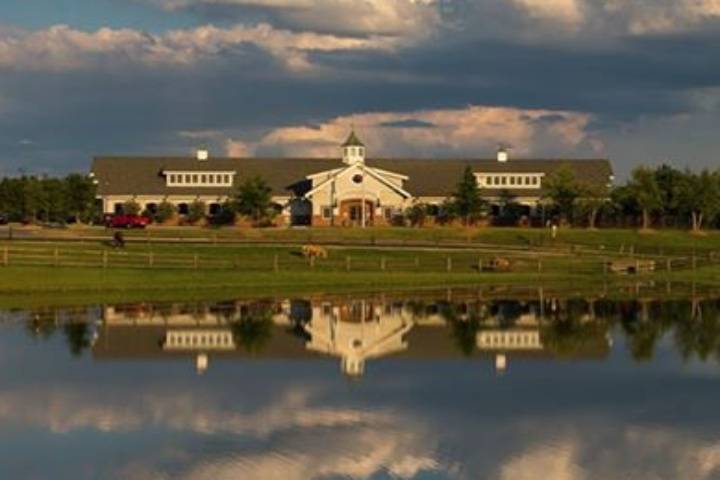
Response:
576,180,610,229
626,167,662,230
677,169,720,232
543,164,581,225
451,166,485,225
64,174,97,223
187,200,207,224
654,164,684,227
405,203,428,227
234,176,274,224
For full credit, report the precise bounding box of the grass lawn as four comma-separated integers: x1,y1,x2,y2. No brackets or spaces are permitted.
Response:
1,227,719,308
6,225,720,256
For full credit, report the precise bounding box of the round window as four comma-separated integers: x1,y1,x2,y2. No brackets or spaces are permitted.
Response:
352,174,363,184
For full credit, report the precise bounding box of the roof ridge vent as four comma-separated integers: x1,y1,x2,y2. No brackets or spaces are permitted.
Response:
196,149,209,161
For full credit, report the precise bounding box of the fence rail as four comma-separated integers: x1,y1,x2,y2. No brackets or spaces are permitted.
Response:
0,243,716,276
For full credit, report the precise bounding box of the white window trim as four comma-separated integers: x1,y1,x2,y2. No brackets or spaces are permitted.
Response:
475,173,545,190
165,171,236,188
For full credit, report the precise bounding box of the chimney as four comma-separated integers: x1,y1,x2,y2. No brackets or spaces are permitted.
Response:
196,149,209,161
497,146,508,163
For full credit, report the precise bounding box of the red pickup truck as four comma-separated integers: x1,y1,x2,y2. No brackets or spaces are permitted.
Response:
106,214,151,229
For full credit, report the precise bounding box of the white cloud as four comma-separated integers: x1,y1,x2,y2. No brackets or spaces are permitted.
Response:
510,0,584,28
0,22,398,72
153,0,441,37
250,105,602,158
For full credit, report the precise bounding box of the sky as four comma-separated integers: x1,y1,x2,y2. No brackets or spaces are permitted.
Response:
1,0,719,179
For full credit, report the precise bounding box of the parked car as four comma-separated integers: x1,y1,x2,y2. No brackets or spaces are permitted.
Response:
106,214,151,229
0,214,7,225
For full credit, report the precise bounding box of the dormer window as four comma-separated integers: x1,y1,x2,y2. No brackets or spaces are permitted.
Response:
165,170,236,187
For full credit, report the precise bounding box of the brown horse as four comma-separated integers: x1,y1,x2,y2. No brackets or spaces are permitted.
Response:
301,244,328,259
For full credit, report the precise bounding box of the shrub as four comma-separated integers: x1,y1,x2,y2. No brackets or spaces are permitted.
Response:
155,201,176,224
187,200,207,224
122,200,141,216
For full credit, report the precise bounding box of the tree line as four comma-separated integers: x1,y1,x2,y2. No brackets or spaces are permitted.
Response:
1,164,718,230
403,164,720,231
0,175,98,224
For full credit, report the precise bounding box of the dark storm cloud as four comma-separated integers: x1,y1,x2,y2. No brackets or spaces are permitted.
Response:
2,1,720,175
379,119,437,128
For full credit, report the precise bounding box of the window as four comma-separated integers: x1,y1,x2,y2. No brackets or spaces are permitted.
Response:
208,175,214,184
352,174,363,184
322,206,332,219
185,174,191,183
501,177,507,185
384,207,393,220
224,175,230,184
201,174,207,183
510,176,516,185
192,174,198,183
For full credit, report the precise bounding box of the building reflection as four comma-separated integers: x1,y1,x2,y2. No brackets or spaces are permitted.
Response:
87,293,614,376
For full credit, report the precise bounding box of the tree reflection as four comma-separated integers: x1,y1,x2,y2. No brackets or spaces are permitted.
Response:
63,323,91,357
230,303,274,354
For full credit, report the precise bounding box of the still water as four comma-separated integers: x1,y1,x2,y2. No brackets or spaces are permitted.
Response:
2,288,720,479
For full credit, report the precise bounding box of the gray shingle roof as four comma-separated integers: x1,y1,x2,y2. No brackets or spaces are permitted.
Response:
91,156,613,198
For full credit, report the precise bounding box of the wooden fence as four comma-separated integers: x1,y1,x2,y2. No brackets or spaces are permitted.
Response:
0,243,714,275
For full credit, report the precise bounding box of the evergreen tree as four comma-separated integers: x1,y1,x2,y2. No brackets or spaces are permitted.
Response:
452,166,485,225
234,176,274,224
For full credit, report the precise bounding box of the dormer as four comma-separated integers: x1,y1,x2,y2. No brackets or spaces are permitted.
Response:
342,130,365,165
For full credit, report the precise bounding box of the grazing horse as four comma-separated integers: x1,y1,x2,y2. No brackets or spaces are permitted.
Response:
488,257,511,271
301,244,328,259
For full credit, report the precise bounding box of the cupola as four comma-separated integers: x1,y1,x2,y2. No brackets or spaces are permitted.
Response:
497,146,509,163
342,130,365,165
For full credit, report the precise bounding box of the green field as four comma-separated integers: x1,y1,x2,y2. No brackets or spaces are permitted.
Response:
6,225,720,255
1,226,720,308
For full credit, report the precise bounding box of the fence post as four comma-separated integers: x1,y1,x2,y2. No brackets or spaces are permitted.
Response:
477,258,483,273
538,258,543,274
414,256,420,268
693,255,697,271
148,252,154,267
346,256,351,272
380,257,386,271
54,248,59,267
446,256,452,272
103,250,108,269
193,254,199,270
310,255,315,268
273,254,279,273
666,258,672,273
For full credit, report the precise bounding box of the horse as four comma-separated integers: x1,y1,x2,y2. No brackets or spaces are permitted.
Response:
301,244,328,259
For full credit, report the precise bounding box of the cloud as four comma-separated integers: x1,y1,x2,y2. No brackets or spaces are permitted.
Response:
251,105,602,158
510,0,584,28
151,0,441,37
224,138,252,156
0,22,398,73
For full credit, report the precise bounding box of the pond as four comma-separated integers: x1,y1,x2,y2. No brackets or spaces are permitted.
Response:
2,287,720,479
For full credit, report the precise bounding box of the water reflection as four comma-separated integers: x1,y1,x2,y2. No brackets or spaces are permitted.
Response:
14,291,720,376
4,290,720,479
